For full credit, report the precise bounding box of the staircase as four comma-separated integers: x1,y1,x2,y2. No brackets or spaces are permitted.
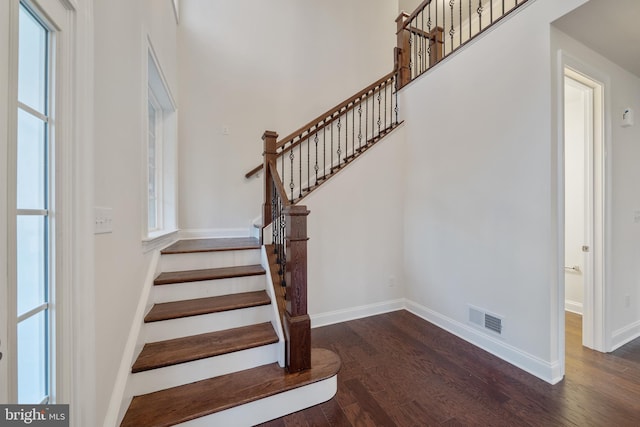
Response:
120,238,340,426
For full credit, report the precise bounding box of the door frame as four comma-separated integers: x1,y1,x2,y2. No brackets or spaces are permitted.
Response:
557,50,611,361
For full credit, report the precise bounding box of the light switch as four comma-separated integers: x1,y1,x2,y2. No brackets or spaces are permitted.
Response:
622,108,634,127
95,207,113,234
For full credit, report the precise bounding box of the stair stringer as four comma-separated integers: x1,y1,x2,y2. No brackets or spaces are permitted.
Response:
261,245,286,367
103,249,162,427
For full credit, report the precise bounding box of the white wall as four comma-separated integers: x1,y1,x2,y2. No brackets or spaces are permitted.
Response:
93,0,178,423
305,127,406,325
178,0,398,233
402,0,587,383
552,29,640,350
564,80,586,313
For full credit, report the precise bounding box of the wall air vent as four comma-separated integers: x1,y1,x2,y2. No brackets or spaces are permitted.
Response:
468,305,503,336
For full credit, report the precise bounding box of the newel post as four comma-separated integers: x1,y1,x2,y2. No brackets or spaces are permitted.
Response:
395,12,411,89
284,204,311,372
262,130,278,241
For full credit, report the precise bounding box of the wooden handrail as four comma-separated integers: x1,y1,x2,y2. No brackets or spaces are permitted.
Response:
398,0,432,32
245,70,397,179
268,160,291,210
275,70,397,151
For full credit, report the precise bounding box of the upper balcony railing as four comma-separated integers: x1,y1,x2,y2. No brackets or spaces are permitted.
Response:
396,0,529,88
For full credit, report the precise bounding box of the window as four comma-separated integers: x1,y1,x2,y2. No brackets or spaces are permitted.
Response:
145,47,177,244
148,91,161,231
16,2,53,404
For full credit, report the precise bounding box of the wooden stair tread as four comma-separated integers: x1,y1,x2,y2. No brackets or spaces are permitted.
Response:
131,322,278,373
144,290,270,323
154,264,265,286
161,237,260,254
121,348,341,427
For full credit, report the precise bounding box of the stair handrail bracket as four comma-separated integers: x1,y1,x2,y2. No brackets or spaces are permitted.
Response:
263,131,311,373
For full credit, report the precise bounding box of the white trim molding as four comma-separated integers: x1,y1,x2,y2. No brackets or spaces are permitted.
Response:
611,321,640,352
310,299,405,329
405,300,563,385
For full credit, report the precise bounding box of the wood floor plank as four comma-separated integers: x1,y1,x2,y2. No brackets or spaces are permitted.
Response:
258,310,640,426
161,237,260,254
144,290,270,322
121,348,341,427
154,264,265,285
131,322,278,373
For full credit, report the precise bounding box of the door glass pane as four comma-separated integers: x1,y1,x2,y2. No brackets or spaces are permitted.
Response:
18,5,47,114
17,215,47,317
18,311,48,404
17,109,47,210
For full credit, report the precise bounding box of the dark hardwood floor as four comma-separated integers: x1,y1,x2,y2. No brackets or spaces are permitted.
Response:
259,310,640,426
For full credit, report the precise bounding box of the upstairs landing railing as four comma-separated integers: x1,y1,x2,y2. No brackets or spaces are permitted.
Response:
247,0,530,374
396,0,530,88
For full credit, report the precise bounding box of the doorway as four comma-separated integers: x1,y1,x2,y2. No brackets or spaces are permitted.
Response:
563,67,605,351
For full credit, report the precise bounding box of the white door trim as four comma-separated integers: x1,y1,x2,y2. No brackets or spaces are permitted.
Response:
557,50,611,356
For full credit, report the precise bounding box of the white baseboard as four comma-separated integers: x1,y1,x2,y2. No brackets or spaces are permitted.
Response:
564,300,583,315
178,228,252,240
404,299,563,385
310,299,405,328
611,320,640,351
103,250,160,427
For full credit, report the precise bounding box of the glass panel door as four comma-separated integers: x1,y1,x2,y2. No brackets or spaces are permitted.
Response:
16,2,52,404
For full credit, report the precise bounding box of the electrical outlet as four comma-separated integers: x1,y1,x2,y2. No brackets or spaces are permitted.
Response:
222,126,230,136
634,210,640,223
388,276,396,287
625,295,631,308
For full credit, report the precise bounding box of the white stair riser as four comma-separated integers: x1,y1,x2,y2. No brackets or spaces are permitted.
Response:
152,275,266,304
144,305,272,342
128,343,280,396
176,375,338,427
160,250,261,272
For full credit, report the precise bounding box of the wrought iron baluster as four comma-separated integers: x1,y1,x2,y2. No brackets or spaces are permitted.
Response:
469,0,472,41
271,179,277,250
337,116,342,166
408,32,413,79
427,4,432,65
314,132,319,186
365,92,369,145
478,0,483,32
330,116,334,170
279,201,286,287
503,0,505,15
449,0,455,52
377,88,382,135
435,0,439,56
351,104,355,157
384,81,387,131
490,0,493,24
289,149,294,203
394,75,399,125
459,0,462,48
358,101,363,149
299,140,302,199
323,125,326,179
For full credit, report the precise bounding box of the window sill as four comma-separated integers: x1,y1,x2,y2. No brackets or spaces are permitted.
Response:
142,229,179,253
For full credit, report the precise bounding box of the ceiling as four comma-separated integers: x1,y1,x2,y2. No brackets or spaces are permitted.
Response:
553,0,640,77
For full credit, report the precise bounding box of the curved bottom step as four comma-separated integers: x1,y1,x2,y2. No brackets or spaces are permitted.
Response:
121,348,341,427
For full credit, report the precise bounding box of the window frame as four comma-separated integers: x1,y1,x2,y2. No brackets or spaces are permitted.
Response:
143,39,178,249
